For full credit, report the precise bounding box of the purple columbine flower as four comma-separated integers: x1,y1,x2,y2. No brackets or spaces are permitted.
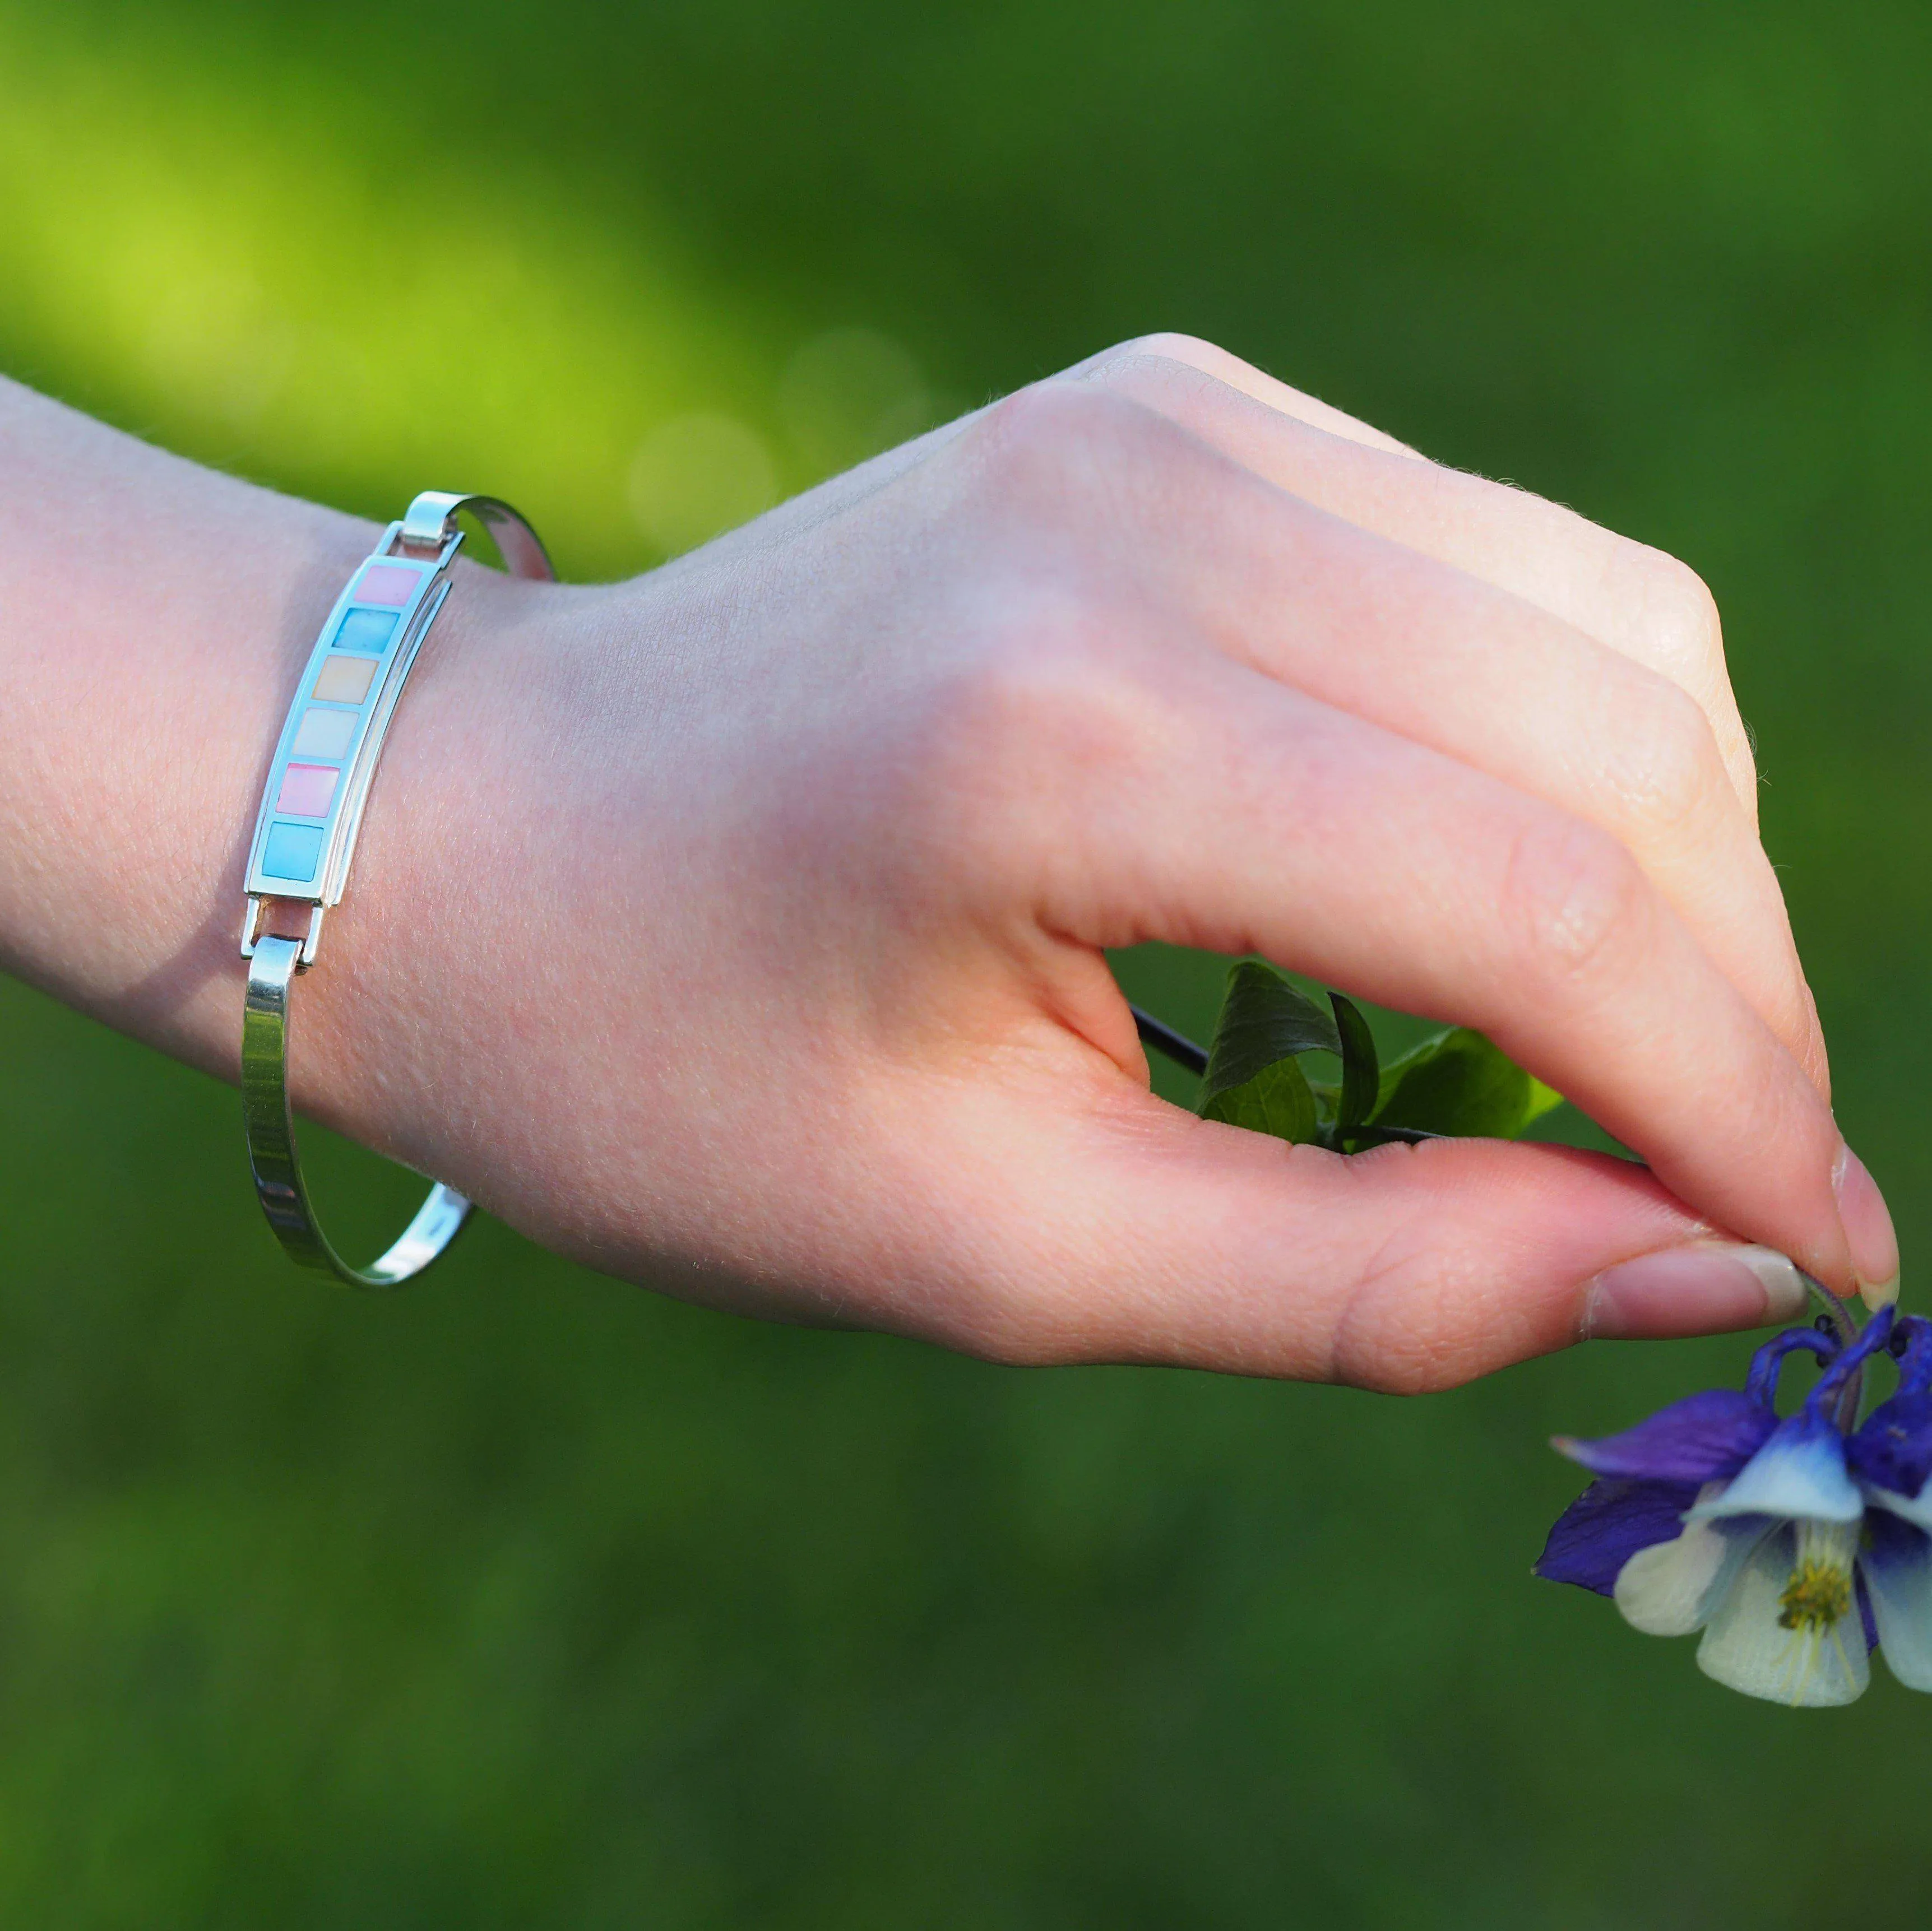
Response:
1537,1305,1932,1706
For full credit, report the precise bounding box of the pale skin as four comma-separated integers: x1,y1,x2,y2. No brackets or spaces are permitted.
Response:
0,336,1899,1391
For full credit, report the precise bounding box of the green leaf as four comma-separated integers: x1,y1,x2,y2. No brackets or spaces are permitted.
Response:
1201,1053,1321,1144
1194,960,1336,1146
1372,1028,1565,1140
1198,960,1340,1111
1330,992,1379,1130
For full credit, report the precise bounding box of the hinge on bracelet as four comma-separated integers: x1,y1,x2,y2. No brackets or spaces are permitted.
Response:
385,526,465,569
240,895,327,969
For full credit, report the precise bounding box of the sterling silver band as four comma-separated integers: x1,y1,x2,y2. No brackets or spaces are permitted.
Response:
239,490,555,1288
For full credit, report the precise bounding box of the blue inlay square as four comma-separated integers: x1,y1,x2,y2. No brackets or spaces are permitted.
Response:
335,609,399,654
262,821,325,884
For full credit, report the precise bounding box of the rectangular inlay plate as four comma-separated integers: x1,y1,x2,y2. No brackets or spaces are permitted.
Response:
244,540,442,907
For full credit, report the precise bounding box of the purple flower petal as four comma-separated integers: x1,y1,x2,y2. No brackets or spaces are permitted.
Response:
1892,1315,1932,1398
1553,1390,1776,1484
1851,1317,1932,1510
1807,1303,1898,1411
1535,1477,1701,1596
1849,1391,1932,1504
1745,1326,1838,1408
1859,1510,1932,1690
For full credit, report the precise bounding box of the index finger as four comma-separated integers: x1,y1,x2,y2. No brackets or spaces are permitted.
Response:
949,606,1870,1293
1074,336,1762,820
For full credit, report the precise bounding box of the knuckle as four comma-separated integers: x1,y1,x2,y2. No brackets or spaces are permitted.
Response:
1503,813,1651,990
1646,549,1726,664
885,596,1166,867
1615,544,1762,803
1602,675,1729,842
946,621,1161,782
955,379,1130,505
1084,330,1217,378
1127,329,1219,363
1618,541,1733,690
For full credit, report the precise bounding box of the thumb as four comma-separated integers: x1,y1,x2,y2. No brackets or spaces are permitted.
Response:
900,1070,1802,1392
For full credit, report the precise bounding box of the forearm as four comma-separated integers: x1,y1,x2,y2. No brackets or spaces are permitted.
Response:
0,379,541,1163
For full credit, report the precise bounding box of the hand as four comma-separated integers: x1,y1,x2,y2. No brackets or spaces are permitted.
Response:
0,344,1896,1389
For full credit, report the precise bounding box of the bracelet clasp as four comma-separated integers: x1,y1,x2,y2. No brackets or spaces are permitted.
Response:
239,895,327,969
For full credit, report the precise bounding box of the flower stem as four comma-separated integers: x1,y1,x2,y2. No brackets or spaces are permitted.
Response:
1337,1124,1445,1148
1800,1270,1859,1349
1131,1005,1207,1077
1800,1271,1869,1431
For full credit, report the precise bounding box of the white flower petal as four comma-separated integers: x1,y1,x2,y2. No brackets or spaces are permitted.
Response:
1614,1484,1770,1636
1864,1484,1932,1535
1697,1522,1869,1707
1862,1525,1932,1691
1690,1419,1861,1525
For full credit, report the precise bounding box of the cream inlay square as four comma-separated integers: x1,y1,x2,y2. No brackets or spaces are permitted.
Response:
313,654,379,704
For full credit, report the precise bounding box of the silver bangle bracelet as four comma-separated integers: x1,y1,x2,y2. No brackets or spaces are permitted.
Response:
238,490,554,1287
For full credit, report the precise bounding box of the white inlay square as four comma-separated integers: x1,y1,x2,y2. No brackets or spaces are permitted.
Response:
291,705,359,760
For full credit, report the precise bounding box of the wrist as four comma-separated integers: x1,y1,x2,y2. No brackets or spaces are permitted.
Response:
256,549,582,1177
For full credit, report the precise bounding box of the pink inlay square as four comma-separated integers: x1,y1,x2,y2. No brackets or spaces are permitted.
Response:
355,563,419,607
276,762,341,819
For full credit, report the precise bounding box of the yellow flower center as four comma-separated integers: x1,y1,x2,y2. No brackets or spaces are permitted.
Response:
1778,1553,1853,1634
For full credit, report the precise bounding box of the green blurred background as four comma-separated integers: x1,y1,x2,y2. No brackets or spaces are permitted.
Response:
2,1,1929,1922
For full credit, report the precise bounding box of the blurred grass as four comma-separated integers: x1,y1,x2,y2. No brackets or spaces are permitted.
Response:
4,0,1932,1923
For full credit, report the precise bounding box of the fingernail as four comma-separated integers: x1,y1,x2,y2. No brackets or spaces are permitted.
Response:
1584,1243,1808,1341
1833,1142,1901,1311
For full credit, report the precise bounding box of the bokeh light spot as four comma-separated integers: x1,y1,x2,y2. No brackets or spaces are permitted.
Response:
627,413,779,556
779,326,932,477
